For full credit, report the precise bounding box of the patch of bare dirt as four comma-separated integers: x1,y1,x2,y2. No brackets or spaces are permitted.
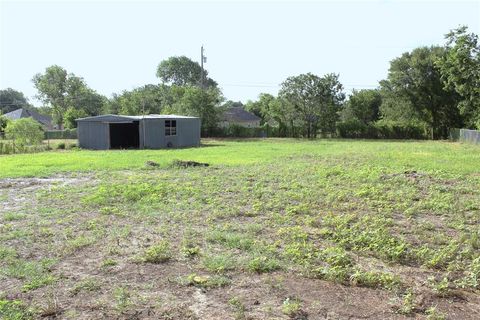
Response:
0,175,92,214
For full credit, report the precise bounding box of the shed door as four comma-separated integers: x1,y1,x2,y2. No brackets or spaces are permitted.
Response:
109,121,140,149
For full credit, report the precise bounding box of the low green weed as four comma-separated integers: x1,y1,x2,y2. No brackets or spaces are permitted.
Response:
143,241,172,263
181,273,231,288
202,253,237,273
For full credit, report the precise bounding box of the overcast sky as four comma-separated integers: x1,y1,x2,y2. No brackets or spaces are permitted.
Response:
1,0,479,105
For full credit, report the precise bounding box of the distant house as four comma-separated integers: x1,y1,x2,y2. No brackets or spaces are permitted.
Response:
220,107,261,128
3,108,54,130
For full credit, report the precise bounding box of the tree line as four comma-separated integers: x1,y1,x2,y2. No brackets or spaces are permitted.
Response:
1,26,479,139
245,26,479,139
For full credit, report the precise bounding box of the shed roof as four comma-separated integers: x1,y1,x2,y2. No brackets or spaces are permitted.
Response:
76,114,199,122
4,108,52,127
222,107,261,123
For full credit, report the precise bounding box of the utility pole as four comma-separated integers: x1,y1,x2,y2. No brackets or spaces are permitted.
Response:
142,100,146,149
200,45,207,89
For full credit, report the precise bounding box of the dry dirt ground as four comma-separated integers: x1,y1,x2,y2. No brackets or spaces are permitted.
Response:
1,166,480,319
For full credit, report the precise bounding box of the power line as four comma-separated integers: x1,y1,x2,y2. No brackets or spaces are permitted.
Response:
219,83,379,88
221,83,279,88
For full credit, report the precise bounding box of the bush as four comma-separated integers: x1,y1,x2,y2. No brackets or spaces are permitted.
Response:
336,119,370,138
0,140,49,155
45,129,77,140
336,120,428,139
5,118,44,146
210,124,266,138
374,120,427,139
0,115,9,136
56,142,65,150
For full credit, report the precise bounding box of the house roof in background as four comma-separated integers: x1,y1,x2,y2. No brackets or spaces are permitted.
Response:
3,108,52,127
222,107,261,123
76,114,199,122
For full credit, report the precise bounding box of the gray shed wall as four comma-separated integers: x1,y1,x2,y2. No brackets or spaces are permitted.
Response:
176,118,201,147
144,118,201,148
77,121,109,150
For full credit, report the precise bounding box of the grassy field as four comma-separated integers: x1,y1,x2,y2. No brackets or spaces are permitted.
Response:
1,139,479,319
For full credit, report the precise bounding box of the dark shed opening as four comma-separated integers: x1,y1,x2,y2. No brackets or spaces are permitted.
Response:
109,121,140,149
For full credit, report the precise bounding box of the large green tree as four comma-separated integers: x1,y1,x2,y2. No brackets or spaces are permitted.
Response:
381,46,461,139
342,89,382,124
107,84,170,115
156,56,217,88
437,26,480,129
67,84,106,116
379,83,422,123
167,86,223,136
32,65,70,127
0,88,31,114
33,65,106,128
279,73,345,138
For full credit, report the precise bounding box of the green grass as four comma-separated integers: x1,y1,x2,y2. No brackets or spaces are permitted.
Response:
0,138,478,178
0,299,33,320
1,138,480,318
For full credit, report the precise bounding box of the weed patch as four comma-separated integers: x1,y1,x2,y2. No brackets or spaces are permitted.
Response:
142,241,172,263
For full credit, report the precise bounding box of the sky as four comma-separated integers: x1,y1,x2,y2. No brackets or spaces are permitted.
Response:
1,0,479,105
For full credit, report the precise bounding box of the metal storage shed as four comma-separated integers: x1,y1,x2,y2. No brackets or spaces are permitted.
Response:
76,114,201,150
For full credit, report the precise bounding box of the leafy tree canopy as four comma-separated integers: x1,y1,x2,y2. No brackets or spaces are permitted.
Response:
64,108,88,129
437,26,480,129
156,56,217,88
107,84,171,115
33,65,106,127
342,89,382,124
279,73,345,138
223,100,244,109
0,88,31,114
381,46,461,139
166,86,224,136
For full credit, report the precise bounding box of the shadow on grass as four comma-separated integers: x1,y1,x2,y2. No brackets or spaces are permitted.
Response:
199,143,226,148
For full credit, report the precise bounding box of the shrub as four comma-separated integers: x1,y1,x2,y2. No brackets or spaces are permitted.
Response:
336,119,428,139
336,119,370,138
210,124,266,138
0,115,9,135
44,129,77,140
56,142,65,150
5,118,44,146
374,120,427,139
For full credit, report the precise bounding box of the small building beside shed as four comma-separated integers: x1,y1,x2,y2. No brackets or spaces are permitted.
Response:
76,114,200,150
4,108,54,130
220,107,261,128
